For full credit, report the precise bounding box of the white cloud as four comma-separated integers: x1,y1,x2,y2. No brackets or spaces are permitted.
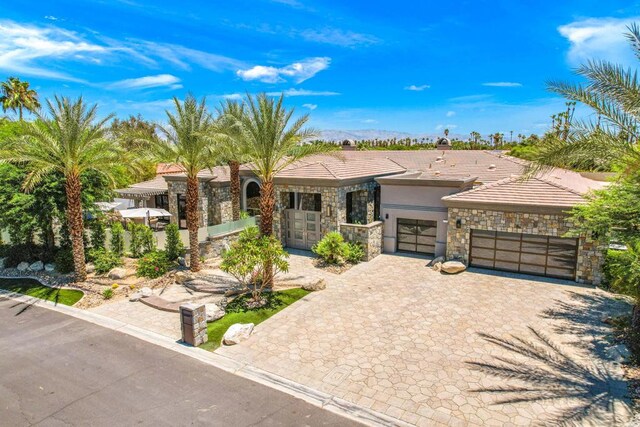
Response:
237,57,330,83
266,88,340,97
404,84,430,91
270,0,304,8
44,16,59,21
435,124,458,130
558,17,640,65
446,111,456,117
0,20,107,80
109,74,181,90
362,119,377,123
221,93,242,100
303,103,317,110
300,28,379,47
482,82,522,87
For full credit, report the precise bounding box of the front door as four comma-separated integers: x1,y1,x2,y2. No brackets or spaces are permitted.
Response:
285,209,321,250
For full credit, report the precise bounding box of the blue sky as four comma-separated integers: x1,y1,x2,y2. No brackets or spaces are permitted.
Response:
0,0,638,136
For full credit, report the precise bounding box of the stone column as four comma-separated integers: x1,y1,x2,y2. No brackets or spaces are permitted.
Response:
180,303,208,346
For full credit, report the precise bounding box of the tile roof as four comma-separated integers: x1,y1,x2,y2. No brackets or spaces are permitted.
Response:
115,175,168,197
442,169,607,209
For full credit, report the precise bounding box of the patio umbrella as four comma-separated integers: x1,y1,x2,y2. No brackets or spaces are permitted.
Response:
117,208,172,219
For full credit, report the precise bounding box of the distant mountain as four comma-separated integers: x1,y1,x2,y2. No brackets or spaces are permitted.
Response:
318,129,466,142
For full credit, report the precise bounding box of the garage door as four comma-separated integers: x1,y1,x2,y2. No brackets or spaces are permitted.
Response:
469,229,578,280
397,218,437,254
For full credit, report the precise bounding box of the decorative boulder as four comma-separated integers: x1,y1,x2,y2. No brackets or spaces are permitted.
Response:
108,268,127,280
129,292,143,302
303,279,326,292
441,261,467,274
177,257,186,267
17,262,29,272
86,263,96,274
174,271,195,284
428,256,445,267
205,303,225,322
0,257,6,269
140,287,153,298
29,261,44,272
44,263,55,273
432,262,443,272
222,323,254,345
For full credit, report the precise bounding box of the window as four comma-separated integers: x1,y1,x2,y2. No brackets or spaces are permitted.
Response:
374,186,381,221
155,194,169,210
346,192,354,223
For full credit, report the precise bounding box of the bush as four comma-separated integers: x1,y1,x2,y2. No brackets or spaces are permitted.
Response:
129,223,155,258
3,244,56,268
110,222,125,256
90,219,107,250
54,247,75,274
312,232,347,264
102,288,114,299
92,249,123,275
136,250,171,278
603,246,640,298
345,242,365,264
165,223,184,261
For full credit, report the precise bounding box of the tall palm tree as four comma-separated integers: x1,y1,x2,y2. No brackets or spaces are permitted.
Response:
0,77,41,121
150,95,215,272
230,93,333,287
0,97,123,281
530,23,640,175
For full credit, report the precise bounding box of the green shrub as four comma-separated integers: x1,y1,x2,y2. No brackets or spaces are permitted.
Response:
92,249,123,275
345,242,365,264
110,222,125,256
102,288,114,299
3,244,55,268
603,245,640,298
165,223,184,261
312,232,348,264
90,219,107,250
54,248,75,274
129,223,155,258
129,222,140,257
136,250,171,278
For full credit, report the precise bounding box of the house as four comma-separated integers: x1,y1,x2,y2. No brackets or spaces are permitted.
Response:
117,149,608,285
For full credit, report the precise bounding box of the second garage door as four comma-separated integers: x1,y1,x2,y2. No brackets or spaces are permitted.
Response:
469,229,578,280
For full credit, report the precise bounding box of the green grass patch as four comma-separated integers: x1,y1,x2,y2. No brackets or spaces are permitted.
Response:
0,278,84,306
200,288,310,351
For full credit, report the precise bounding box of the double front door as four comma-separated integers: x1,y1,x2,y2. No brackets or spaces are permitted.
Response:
285,209,321,250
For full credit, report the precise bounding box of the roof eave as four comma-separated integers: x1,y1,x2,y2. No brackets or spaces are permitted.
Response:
441,199,578,215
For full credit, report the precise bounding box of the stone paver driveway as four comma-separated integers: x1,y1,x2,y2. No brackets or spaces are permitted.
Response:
217,253,632,426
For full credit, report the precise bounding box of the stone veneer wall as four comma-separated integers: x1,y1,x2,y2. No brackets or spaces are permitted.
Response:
273,181,379,244
349,189,371,224
446,207,606,285
186,229,242,263
206,185,233,225
340,221,383,261
167,180,209,227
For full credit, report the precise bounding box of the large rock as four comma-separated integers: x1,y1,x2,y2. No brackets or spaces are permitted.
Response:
205,304,225,322
140,287,153,298
432,262,443,272
303,279,326,292
29,261,44,272
441,261,467,274
129,292,143,302
428,256,445,267
222,323,254,345
174,271,196,284
177,257,186,267
86,263,95,274
44,263,55,273
184,279,229,294
108,267,127,280
17,262,29,272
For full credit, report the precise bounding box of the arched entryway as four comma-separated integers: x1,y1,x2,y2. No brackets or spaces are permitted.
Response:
242,179,261,216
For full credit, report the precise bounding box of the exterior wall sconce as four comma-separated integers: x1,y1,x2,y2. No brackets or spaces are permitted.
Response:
456,219,462,229
385,213,389,219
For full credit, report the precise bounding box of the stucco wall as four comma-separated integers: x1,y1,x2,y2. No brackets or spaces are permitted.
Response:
446,207,605,285
379,184,461,257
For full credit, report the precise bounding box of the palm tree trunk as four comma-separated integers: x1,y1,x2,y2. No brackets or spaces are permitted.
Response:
259,178,275,288
229,160,241,221
186,176,201,272
65,173,86,281
19,106,23,122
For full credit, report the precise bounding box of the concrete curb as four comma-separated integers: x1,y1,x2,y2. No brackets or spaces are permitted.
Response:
0,290,410,427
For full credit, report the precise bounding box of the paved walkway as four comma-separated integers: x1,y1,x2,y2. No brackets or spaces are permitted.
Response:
218,253,633,426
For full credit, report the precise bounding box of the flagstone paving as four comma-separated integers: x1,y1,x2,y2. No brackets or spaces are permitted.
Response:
217,252,633,426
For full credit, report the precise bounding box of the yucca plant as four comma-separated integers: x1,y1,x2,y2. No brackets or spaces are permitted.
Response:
0,96,125,281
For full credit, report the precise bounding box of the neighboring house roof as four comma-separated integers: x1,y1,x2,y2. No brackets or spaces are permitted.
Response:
115,175,168,198
441,169,607,213
156,163,184,175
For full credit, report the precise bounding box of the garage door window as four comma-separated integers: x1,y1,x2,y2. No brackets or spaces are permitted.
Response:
397,218,436,254
470,230,578,280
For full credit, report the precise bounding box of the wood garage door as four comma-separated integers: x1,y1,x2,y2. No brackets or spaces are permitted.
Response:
397,218,437,255
470,230,578,280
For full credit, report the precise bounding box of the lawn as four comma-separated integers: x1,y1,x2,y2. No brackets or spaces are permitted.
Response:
0,278,84,306
200,288,310,351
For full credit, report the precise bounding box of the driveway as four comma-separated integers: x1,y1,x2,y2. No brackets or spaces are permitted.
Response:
0,297,359,427
217,253,633,426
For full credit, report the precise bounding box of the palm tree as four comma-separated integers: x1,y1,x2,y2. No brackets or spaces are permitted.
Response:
151,95,215,272
530,23,640,175
0,97,123,281
0,77,41,121
229,93,333,286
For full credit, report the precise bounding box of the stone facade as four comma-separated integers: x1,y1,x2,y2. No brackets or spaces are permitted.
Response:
167,180,209,227
348,189,374,224
207,185,233,226
185,229,242,263
167,180,233,228
446,208,606,285
179,303,208,346
340,221,383,261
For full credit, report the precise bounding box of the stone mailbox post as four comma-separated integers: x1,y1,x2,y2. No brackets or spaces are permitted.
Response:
180,303,208,346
